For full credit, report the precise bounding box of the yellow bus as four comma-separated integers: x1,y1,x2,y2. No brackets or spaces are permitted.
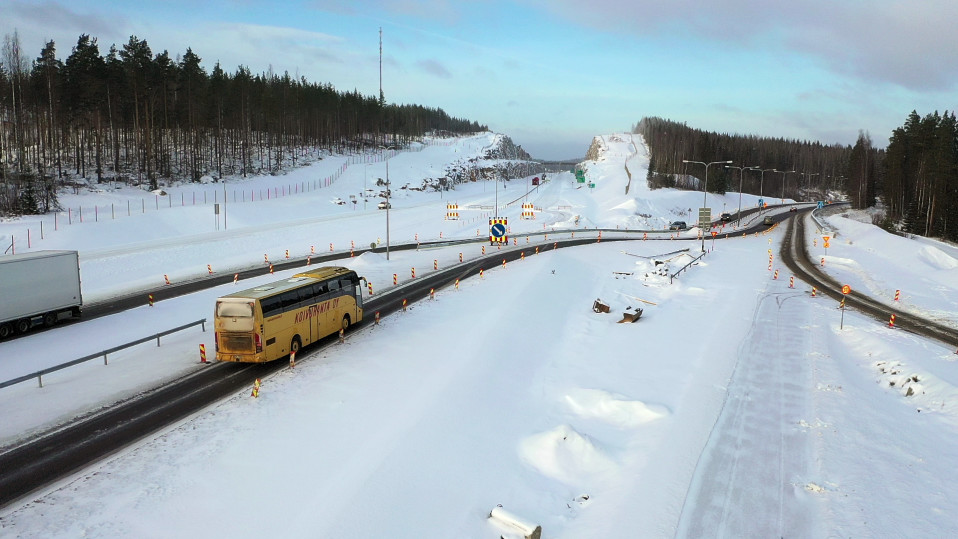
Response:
215,266,364,363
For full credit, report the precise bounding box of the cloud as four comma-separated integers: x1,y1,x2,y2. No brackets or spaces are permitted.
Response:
309,0,460,23
528,0,958,92
415,58,452,78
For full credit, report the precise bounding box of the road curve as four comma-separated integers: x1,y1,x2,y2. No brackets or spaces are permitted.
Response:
780,213,958,349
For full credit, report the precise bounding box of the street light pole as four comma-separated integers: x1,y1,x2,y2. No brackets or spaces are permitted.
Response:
386,159,390,260
683,159,732,251
756,168,775,203
775,169,797,204
799,172,819,202
726,165,757,225
364,163,373,211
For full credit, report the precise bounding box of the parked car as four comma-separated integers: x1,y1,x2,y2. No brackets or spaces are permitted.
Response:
668,221,687,230
720,212,732,222
377,201,391,210
763,216,774,225
789,207,797,212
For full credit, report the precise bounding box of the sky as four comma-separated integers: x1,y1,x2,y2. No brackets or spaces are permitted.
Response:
2,133,957,537
3,0,958,159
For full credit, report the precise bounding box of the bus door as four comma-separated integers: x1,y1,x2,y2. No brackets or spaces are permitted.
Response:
309,281,331,340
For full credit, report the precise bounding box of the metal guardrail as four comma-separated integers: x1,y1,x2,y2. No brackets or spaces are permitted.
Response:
669,252,707,283
0,319,207,390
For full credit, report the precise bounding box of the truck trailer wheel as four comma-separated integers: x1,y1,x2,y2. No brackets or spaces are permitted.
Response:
0,323,11,339
43,312,58,327
15,318,31,334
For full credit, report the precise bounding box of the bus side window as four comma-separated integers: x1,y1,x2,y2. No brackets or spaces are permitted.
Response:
281,290,300,311
313,283,329,299
261,296,282,317
298,285,317,304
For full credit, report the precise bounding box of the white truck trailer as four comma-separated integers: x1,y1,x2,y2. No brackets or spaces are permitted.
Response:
0,250,82,338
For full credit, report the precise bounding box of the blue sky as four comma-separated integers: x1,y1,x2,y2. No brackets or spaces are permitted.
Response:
4,0,957,159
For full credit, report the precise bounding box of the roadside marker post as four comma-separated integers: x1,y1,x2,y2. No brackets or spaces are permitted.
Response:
199,344,207,363
840,284,851,329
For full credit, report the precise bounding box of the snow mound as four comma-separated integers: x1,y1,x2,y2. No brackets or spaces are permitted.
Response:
564,389,669,428
918,245,958,270
518,425,617,485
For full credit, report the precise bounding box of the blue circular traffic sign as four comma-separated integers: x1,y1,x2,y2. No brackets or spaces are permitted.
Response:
491,223,506,238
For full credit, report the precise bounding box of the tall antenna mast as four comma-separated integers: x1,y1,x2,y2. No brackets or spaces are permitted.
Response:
380,27,390,260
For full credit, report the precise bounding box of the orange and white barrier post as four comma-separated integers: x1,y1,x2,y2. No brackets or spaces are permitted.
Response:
429,288,435,300
789,276,794,288
310,245,315,254
289,350,296,368
393,273,398,285
264,254,270,264
502,259,507,269
285,249,289,259
164,274,171,285
306,255,311,266
339,328,345,343
368,282,373,295
434,259,438,271
402,298,408,312
811,287,817,297
821,257,825,267
894,289,900,301
455,278,460,290
480,268,484,279
251,378,261,398
773,270,779,280
375,311,380,325
199,344,207,363
234,273,239,284
521,252,525,261
888,314,896,328
269,264,274,274
411,267,416,279
207,264,213,275
459,252,463,263
535,246,539,255
149,294,154,307
643,233,647,240
330,243,334,252
482,246,486,255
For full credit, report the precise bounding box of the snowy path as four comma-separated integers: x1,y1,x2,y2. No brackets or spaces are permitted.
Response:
677,287,818,537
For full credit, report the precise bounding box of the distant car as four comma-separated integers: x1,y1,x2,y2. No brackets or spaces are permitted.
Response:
669,221,687,230
377,201,391,210
789,207,797,212
763,216,774,225
720,212,732,222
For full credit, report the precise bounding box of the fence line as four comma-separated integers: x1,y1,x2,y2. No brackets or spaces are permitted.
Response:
1,143,424,255
0,318,207,390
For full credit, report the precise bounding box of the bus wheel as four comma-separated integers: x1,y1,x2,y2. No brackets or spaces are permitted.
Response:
0,323,11,339
341,315,351,332
290,336,302,355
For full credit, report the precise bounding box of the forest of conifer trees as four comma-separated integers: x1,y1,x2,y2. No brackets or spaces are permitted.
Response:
638,114,957,241
0,31,486,216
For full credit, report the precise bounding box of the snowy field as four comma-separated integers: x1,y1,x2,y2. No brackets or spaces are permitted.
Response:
1,133,958,537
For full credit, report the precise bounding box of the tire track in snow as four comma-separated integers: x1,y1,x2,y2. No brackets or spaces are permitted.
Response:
675,287,815,538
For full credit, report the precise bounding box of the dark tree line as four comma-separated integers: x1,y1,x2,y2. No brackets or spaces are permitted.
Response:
882,110,958,241
0,31,486,215
635,116,879,204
